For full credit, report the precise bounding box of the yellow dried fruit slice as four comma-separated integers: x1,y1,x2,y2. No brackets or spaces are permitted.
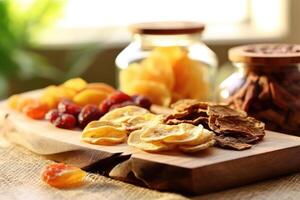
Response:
81,121,127,145
124,113,163,131
123,80,171,106
140,124,186,142
62,78,87,92
86,83,116,93
183,128,214,146
100,105,149,123
179,139,215,153
73,89,109,106
128,129,173,152
163,124,203,144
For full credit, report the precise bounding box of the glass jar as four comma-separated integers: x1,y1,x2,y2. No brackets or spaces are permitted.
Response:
219,44,300,135
116,22,218,106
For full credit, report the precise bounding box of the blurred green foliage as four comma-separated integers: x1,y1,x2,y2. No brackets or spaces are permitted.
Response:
0,0,65,97
0,0,103,98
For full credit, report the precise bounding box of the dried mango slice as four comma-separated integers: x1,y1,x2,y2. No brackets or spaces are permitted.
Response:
140,124,186,142
179,139,215,153
81,121,127,145
73,89,109,106
163,124,203,144
123,80,171,106
62,78,87,92
100,105,149,123
128,129,173,152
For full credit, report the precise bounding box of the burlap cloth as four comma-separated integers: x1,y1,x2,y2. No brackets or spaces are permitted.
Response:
0,141,300,200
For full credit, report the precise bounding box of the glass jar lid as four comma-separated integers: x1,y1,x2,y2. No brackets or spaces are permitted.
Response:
129,21,205,35
229,44,300,66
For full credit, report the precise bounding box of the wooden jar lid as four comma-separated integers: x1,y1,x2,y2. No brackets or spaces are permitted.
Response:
129,21,205,35
229,44,300,65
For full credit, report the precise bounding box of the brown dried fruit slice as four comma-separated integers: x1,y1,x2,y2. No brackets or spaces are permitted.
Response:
215,135,252,151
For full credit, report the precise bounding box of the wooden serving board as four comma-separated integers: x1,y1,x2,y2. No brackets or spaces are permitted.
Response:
1,91,300,195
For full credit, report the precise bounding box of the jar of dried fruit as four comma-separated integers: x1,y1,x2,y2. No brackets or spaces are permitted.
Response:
218,44,300,135
116,22,218,106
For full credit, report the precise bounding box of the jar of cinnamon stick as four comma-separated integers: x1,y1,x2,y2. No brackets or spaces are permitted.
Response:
219,44,300,135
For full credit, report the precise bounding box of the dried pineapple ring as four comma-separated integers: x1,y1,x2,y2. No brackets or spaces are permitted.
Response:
179,139,215,153
124,113,163,131
128,129,173,152
81,121,127,145
140,124,186,142
163,124,203,144
73,89,109,106
100,105,149,123
62,78,87,92
123,80,171,106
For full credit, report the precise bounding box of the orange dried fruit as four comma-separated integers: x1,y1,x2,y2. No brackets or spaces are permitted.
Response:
23,101,49,119
123,80,171,106
62,78,87,92
8,95,21,110
86,83,116,94
151,46,185,66
16,97,37,112
73,89,109,106
42,163,86,188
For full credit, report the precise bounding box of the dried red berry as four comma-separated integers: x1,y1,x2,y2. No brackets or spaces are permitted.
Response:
132,95,152,109
99,91,132,113
54,113,77,129
45,109,60,123
78,105,103,129
58,99,81,116
109,101,136,111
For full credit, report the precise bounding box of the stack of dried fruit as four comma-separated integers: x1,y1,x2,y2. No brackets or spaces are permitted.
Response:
81,105,215,153
120,47,210,106
8,78,152,130
164,99,265,150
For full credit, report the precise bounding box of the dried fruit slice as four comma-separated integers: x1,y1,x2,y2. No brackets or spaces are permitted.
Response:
86,83,116,93
73,89,109,106
179,139,215,153
151,46,185,66
163,124,203,144
140,124,186,142
81,121,127,145
123,80,171,106
23,101,49,119
183,128,214,146
62,78,87,92
123,113,163,131
42,163,86,188
100,105,149,123
128,129,173,152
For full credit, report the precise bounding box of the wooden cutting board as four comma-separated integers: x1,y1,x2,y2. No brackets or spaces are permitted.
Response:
1,91,300,195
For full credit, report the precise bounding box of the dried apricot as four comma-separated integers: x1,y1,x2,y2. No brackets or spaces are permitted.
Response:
73,89,109,106
23,101,49,119
86,83,116,94
62,78,87,92
8,95,21,110
42,163,86,188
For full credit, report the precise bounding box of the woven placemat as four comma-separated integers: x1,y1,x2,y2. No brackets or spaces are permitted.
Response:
0,143,188,200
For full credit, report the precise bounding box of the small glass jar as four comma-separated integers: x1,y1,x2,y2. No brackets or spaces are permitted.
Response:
218,44,300,135
116,22,218,106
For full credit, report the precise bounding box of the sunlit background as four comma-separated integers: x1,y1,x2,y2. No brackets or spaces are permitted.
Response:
0,0,298,98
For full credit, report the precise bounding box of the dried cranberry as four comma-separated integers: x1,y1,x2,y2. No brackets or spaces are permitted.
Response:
54,114,77,129
99,91,132,113
132,95,152,109
109,101,136,111
78,105,103,129
58,100,81,116
45,109,60,123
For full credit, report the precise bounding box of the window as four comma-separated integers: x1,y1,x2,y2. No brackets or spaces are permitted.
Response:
40,0,289,46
